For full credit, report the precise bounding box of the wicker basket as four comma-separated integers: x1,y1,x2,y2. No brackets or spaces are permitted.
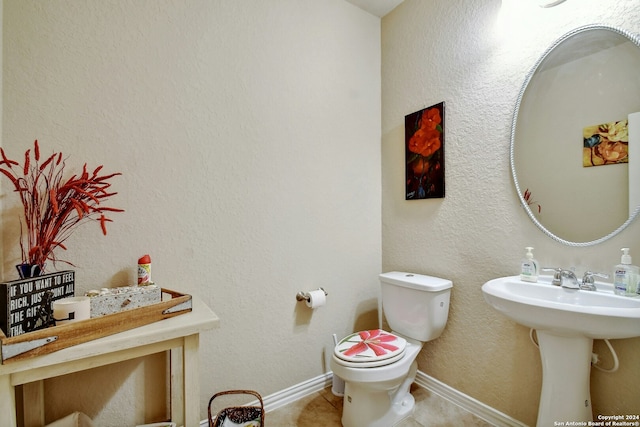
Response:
208,390,264,427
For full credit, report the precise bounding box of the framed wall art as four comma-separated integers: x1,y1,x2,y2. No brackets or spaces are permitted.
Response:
405,102,445,200
583,118,628,167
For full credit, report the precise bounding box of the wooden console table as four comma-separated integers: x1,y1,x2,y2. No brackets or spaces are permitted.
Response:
0,296,219,427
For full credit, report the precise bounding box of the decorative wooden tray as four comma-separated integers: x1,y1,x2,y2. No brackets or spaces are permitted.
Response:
0,288,191,364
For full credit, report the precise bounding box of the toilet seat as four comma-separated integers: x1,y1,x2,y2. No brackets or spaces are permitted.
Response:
334,329,407,368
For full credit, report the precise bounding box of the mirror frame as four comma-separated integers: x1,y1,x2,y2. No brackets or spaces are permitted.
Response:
510,23,640,247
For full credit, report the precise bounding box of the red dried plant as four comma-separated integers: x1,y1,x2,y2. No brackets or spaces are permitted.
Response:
523,188,541,214
0,140,124,271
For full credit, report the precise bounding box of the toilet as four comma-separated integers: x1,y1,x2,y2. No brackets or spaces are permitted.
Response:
330,271,452,427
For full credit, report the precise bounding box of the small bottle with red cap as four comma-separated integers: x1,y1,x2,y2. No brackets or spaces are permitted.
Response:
138,254,152,285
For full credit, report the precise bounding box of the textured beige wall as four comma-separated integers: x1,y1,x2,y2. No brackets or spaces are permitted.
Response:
382,0,640,425
5,0,640,425
2,1,381,425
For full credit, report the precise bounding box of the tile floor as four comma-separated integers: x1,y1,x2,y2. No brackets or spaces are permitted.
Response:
266,384,493,426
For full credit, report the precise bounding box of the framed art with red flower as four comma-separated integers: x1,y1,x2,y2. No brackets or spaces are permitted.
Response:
405,102,445,200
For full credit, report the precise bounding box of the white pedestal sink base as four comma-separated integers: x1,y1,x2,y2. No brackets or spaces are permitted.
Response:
536,331,593,427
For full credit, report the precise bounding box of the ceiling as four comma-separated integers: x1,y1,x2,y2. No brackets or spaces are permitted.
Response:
344,0,404,17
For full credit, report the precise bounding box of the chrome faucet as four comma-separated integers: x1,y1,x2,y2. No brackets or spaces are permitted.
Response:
558,269,579,289
542,268,608,291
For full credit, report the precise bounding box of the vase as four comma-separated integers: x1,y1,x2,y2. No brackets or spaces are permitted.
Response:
16,263,43,279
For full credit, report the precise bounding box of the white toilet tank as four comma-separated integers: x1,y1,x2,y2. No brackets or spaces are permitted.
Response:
379,271,452,342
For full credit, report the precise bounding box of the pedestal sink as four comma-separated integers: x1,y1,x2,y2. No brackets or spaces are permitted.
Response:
482,276,640,427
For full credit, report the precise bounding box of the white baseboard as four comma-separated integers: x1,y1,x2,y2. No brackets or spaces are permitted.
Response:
200,370,526,427
414,371,528,427
261,372,334,413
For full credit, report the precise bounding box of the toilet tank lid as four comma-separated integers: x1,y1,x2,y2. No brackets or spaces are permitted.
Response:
379,271,452,291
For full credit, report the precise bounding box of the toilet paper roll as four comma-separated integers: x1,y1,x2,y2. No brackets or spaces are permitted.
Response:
305,289,326,309
53,296,91,326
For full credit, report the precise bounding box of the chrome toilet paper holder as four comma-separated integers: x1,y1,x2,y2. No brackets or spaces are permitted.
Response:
296,287,328,302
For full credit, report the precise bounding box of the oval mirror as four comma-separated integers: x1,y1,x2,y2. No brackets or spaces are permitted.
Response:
511,24,640,246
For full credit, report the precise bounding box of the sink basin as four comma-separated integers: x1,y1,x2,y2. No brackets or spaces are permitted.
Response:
482,275,640,339
482,275,640,426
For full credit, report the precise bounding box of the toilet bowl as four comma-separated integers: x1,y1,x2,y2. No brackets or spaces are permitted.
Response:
330,331,421,427
330,272,452,427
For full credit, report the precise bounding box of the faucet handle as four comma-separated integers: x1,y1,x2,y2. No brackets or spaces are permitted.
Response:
542,267,563,286
581,271,609,291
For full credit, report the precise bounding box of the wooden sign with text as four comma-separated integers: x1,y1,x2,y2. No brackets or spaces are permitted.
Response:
0,270,75,337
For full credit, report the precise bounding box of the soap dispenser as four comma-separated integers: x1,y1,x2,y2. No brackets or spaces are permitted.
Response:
520,247,539,282
614,248,639,296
